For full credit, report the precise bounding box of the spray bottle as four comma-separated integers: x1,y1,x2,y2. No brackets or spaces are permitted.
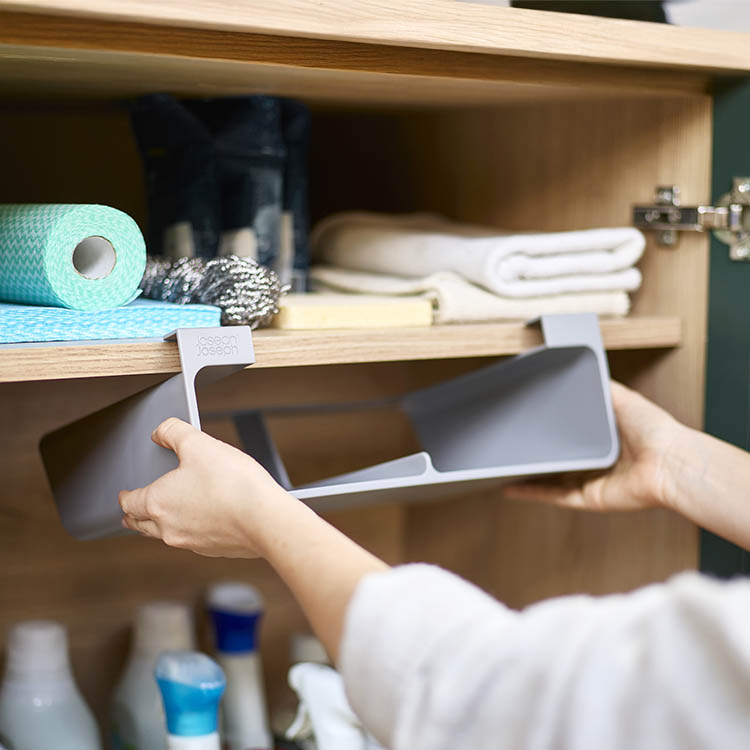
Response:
155,651,225,750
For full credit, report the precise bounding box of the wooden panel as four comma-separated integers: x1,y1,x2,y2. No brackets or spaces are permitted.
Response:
0,44,709,106
0,316,682,383
405,493,696,607
1,1,750,73
197,358,492,413
0,101,146,219
0,11,716,104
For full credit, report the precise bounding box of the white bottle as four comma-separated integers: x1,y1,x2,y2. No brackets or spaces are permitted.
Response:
110,602,195,750
290,633,330,667
207,583,272,750
0,620,101,750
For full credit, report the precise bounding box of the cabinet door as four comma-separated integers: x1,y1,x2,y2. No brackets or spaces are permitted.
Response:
701,80,750,577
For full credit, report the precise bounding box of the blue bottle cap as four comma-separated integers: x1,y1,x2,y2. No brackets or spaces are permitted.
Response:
155,650,225,737
206,582,263,654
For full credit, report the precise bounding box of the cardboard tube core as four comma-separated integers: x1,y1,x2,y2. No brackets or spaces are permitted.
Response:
72,236,116,279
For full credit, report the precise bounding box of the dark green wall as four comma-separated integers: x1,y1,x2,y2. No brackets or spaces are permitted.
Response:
701,80,750,577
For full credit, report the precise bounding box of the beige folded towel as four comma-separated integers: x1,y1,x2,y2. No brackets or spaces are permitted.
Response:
311,267,630,324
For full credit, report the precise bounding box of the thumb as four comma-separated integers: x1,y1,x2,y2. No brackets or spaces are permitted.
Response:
151,417,198,456
610,380,638,410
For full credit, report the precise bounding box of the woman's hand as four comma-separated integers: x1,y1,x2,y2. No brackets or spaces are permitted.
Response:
504,381,684,512
119,417,295,558
120,417,389,663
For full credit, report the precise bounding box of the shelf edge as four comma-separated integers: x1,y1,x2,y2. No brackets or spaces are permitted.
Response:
0,317,681,384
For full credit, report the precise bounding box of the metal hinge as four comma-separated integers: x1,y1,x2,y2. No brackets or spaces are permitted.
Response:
633,178,750,260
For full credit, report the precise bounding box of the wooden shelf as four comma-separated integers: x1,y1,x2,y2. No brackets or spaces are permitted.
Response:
1,3,749,104
4,0,750,74
0,316,680,383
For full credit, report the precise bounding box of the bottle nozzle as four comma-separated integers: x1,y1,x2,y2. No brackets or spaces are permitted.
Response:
154,651,225,739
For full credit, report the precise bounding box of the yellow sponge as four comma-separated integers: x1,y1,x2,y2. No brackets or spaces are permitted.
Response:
272,293,433,330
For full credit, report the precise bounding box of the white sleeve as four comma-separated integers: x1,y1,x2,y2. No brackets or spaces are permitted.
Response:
339,564,750,750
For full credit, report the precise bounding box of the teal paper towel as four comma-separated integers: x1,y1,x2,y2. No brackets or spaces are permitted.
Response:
0,204,146,311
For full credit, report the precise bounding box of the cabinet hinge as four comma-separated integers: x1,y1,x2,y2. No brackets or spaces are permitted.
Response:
633,178,750,260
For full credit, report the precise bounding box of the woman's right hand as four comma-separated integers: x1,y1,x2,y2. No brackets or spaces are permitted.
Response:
119,416,389,664
503,381,684,512
118,417,297,558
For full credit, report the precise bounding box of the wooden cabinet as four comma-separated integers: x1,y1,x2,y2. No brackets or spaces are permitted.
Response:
0,0,747,723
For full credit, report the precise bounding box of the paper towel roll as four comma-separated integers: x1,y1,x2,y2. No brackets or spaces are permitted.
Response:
0,204,146,310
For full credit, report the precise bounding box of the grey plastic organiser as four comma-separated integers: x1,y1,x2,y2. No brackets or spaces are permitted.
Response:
238,313,620,512
41,314,619,540
41,327,256,540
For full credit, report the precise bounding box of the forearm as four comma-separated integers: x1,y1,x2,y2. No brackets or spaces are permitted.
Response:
253,492,388,662
663,424,750,549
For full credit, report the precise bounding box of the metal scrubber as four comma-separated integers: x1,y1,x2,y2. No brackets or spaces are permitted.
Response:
140,255,286,329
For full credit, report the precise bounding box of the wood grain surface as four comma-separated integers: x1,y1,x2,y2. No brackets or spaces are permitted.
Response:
1,0,750,73
0,11,715,104
0,317,682,383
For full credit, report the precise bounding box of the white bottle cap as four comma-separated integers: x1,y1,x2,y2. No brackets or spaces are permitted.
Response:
5,620,71,677
290,633,330,665
206,582,263,614
133,602,195,656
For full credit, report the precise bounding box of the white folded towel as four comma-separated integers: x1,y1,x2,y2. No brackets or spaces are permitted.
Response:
311,266,630,324
311,212,644,298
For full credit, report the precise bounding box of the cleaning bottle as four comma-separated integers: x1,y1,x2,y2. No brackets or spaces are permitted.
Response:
155,650,226,750
206,582,272,750
0,620,100,750
111,601,195,750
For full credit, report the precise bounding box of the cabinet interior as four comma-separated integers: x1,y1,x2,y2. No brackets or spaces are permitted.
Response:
0,89,709,719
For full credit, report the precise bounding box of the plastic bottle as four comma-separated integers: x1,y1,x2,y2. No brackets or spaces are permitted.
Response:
111,601,196,750
206,582,272,750
290,633,330,667
155,651,226,750
0,620,100,750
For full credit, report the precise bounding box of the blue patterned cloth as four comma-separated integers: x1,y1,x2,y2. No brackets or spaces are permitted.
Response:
0,298,221,343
